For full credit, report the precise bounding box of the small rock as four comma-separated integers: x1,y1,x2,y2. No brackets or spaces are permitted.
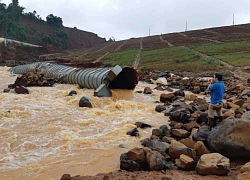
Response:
242,103,250,111
152,129,163,137
171,129,190,138
174,123,183,129
183,121,200,131
240,162,250,173
120,153,142,171
69,90,77,96
126,128,139,137
141,138,170,155
15,86,29,94
144,87,153,94
238,172,250,180
160,93,175,102
174,90,185,97
79,96,92,108
192,125,211,142
233,99,245,107
119,144,125,148
127,148,146,163
155,105,166,112
196,153,230,176
180,138,196,149
223,109,235,119
60,174,71,180
189,128,198,138
135,122,152,129
159,125,169,135
162,136,175,144
3,88,10,93
162,177,172,180
146,149,171,170
169,140,194,159
194,141,210,157
175,154,196,170
155,77,168,85
226,102,240,109
185,94,198,101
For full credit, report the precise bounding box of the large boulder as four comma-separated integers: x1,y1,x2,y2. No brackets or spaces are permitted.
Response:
196,153,230,176
207,118,250,159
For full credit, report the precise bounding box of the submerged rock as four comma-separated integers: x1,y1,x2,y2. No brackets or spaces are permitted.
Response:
135,122,152,129
155,105,166,112
69,90,77,96
144,87,153,94
79,96,92,108
126,128,139,137
60,174,71,180
15,86,29,94
3,88,10,93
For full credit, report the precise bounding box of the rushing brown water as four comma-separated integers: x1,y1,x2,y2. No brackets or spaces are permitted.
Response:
0,67,170,180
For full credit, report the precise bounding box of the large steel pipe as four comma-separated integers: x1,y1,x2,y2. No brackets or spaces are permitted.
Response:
9,62,138,97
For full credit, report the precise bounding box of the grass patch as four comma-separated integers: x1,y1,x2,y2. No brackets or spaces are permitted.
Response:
102,49,138,66
214,52,250,67
190,41,250,55
140,47,221,72
190,42,250,67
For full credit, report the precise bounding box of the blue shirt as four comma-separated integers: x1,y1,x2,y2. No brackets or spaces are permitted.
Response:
209,81,225,104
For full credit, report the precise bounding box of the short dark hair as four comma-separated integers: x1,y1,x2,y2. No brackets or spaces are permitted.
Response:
215,73,222,81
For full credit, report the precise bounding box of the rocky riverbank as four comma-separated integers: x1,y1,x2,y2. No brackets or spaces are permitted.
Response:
63,72,250,180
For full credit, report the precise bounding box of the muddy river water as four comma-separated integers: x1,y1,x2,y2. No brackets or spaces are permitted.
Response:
0,66,170,180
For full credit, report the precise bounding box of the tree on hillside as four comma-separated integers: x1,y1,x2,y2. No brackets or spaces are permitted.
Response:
0,2,6,12
46,14,63,28
6,0,24,20
0,0,26,40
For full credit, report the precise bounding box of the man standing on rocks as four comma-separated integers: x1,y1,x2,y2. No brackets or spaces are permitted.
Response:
207,73,225,128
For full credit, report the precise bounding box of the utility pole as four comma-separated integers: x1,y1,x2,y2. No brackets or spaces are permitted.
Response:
233,13,235,26
185,21,188,32
149,28,150,36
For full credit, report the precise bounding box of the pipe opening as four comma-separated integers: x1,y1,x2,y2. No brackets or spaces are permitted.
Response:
108,67,138,90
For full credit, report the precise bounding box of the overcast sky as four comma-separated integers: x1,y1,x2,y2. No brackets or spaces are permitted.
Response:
2,0,250,40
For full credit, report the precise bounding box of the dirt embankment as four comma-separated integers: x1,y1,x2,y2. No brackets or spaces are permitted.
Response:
0,44,48,66
20,16,106,49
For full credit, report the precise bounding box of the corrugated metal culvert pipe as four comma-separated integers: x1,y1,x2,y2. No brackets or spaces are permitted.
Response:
9,62,138,97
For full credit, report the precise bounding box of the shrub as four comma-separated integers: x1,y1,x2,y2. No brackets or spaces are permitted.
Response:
46,14,63,27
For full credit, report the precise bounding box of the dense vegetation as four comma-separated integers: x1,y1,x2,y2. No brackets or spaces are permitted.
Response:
0,0,69,48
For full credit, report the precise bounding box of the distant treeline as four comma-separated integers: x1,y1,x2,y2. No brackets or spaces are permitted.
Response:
0,0,69,48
